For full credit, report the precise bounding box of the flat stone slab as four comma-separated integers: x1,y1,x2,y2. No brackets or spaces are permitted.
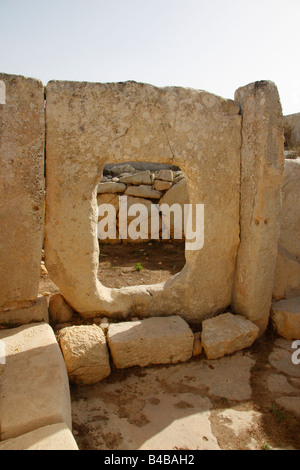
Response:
107,316,194,369
119,170,152,185
0,323,72,440
271,297,300,340
201,313,259,359
97,182,126,194
125,184,162,199
58,324,111,385
0,423,78,450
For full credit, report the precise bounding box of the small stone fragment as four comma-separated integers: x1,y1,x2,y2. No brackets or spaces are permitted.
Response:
49,294,74,324
192,332,202,356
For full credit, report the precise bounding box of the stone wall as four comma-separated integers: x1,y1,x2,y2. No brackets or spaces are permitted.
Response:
1,74,296,338
284,112,300,152
97,165,187,243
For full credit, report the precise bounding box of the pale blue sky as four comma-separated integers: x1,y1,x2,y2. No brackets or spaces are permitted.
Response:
0,0,299,115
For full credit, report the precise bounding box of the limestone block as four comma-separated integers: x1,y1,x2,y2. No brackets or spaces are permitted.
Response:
97,182,126,194
159,178,189,207
154,180,172,191
232,81,284,334
201,313,259,360
110,164,136,176
157,169,173,182
125,184,162,199
0,323,72,440
278,159,300,259
107,316,194,369
0,74,45,311
273,158,300,299
0,423,79,450
273,246,300,300
192,332,202,356
159,178,189,239
284,113,300,149
58,324,111,384
97,193,120,214
49,293,74,324
45,80,241,322
0,296,49,327
271,297,300,340
119,170,152,185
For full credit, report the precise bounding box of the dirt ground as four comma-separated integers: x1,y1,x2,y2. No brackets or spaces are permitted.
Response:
97,241,186,288
39,242,300,451
39,241,186,295
70,331,300,451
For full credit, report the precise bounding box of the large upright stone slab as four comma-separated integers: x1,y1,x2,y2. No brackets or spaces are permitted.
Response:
273,158,300,300
0,323,72,441
107,316,194,369
0,74,45,314
232,81,284,334
45,80,241,323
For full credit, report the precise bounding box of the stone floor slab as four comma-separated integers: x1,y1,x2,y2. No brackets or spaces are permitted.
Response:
0,323,72,440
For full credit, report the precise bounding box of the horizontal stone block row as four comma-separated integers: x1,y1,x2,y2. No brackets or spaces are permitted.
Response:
97,169,187,243
57,313,260,385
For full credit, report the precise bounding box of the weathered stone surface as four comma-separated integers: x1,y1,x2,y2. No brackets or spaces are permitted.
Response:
268,338,300,377
97,182,126,194
284,112,300,149
277,158,300,259
45,81,241,323
271,297,300,340
107,316,194,369
110,163,136,176
273,158,300,299
49,293,74,324
275,397,300,418
192,332,202,356
201,313,259,360
0,74,45,312
0,296,49,327
0,323,72,440
232,81,284,334
97,193,120,214
159,178,189,239
125,184,162,199
154,180,172,191
58,324,111,384
159,178,188,207
119,170,152,185
0,423,79,450
273,246,300,300
157,169,173,182
267,374,298,394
